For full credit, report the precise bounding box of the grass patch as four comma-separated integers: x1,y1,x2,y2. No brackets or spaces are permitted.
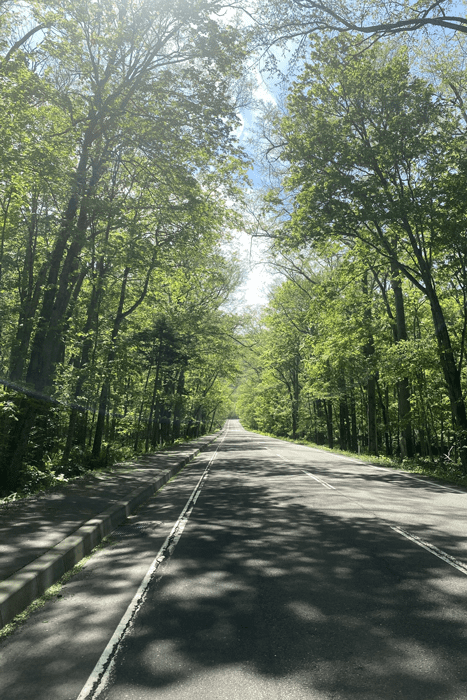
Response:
247,428,467,489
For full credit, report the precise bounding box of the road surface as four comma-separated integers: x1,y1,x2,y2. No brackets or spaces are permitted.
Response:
1,420,467,700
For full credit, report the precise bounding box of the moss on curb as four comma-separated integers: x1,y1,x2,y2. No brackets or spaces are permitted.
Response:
0,536,115,642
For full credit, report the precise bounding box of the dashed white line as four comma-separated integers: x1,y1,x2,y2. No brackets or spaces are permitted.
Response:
302,470,335,490
246,432,467,576
272,450,336,490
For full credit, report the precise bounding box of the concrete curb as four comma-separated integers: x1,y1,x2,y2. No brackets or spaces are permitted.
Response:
0,434,218,629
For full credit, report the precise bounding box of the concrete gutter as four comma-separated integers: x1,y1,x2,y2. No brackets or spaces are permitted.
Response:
0,435,217,629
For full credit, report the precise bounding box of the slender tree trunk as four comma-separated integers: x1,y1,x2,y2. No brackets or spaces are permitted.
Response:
134,366,152,451
324,399,333,448
367,375,378,454
363,272,378,455
92,267,130,461
350,387,358,452
172,368,185,440
0,190,12,291
92,378,110,463
315,399,325,444
390,263,414,458
9,263,48,382
209,401,222,433
376,379,392,456
339,399,347,451
292,354,301,439
146,339,163,451
428,290,467,468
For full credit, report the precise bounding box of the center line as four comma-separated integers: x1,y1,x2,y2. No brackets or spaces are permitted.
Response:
302,470,335,489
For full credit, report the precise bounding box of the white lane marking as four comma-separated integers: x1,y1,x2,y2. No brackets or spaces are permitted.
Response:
391,526,467,576
76,438,225,700
339,463,465,495
302,470,335,490
312,455,466,495
271,451,336,489
358,462,464,494
259,433,465,496
397,473,465,495
243,431,467,576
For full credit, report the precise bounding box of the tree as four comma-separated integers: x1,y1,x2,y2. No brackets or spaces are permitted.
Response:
246,0,467,58
269,37,467,468
0,0,250,491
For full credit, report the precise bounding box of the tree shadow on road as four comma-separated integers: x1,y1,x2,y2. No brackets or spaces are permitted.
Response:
103,456,467,700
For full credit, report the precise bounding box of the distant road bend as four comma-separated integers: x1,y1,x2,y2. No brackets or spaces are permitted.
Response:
2,419,467,700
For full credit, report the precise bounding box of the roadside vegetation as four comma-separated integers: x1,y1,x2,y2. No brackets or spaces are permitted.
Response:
0,1,248,497
238,27,467,478
2,0,467,498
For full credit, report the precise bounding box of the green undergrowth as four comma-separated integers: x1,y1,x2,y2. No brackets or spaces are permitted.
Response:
247,429,467,490
0,536,114,642
0,430,219,506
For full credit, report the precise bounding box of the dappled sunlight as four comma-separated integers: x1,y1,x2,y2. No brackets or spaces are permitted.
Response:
2,430,467,700
0,455,191,579
99,437,467,700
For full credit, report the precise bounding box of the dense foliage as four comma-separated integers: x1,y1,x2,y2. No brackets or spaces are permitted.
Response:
3,0,467,496
238,36,467,473
0,0,248,496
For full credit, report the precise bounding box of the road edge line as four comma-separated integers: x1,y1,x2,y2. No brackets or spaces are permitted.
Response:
76,435,225,700
391,526,467,576
0,434,219,629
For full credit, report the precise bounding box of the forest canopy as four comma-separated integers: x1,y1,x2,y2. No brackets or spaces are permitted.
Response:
0,0,250,494
2,0,467,497
237,26,467,477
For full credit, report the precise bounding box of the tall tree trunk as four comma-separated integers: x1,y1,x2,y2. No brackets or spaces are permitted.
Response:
134,366,152,452
146,339,163,451
377,379,392,456
9,263,48,382
401,222,467,469
363,272,378,455
290,356,300,439
367,374,378,454
3,141,98,482
339,398,347,451
390,263,414,459
428,289,467,469
91,267,130,461
62,231,111,463
324,399,333,448
350,387,358,452
172,368,185,441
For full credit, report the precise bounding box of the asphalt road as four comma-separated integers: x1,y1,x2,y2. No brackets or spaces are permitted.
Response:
2,420,467,700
